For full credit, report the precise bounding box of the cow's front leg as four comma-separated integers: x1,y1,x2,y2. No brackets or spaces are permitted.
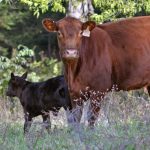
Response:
87,94,103,127
24,112,32,134
42,113,51,133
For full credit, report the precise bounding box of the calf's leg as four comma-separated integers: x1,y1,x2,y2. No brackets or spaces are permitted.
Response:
42,113,51,133
24,112,32,134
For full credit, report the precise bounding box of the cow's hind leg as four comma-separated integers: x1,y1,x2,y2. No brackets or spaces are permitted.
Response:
24,112,32,134
42,113,51,133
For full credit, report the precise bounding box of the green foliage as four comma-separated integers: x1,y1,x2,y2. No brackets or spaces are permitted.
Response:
17,45,35,57
0,3,39,57
7,0,150,23
92,0,150,23
20,0,66,17
0,45,62,97
0,2,64,59
2,0,150,23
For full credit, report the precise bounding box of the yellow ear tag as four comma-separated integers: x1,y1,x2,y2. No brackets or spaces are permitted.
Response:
82,27,90,37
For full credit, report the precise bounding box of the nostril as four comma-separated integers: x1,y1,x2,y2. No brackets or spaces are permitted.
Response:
75,51,78,55
66,51,70,55
74,51,79,56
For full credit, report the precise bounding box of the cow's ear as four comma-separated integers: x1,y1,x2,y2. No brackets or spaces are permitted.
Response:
11,72,15,79
42,18,58,32
82,21,96,31
21,72,28,79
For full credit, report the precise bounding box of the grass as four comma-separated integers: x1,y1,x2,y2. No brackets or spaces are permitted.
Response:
0,90,150,150
0,121,149,150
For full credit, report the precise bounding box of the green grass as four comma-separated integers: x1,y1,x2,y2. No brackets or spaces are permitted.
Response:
0,90,150,150
0,120,149,150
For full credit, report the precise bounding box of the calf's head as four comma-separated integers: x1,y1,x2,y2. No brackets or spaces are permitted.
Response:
42,17,96,61
6,72,28,97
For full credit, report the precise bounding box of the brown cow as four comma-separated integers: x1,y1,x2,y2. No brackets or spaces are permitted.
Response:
42,16,150,126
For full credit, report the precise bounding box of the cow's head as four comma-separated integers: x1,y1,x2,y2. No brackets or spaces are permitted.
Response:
6,72,28,97
42,17,96,61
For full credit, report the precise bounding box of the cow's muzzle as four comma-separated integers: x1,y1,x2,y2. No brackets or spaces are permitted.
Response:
6,91,14,97
62,49,79,59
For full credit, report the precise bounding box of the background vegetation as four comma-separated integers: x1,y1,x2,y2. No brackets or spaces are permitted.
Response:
0,0,150,149
1,0,150,96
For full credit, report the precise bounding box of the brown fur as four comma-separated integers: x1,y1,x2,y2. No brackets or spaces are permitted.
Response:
43,16,150,126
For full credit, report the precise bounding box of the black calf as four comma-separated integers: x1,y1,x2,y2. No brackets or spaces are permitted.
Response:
6,72,71,133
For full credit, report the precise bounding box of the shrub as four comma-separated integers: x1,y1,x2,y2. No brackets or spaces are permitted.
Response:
0,44,62,97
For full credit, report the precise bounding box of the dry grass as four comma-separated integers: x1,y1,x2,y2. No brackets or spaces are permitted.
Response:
0,90,150,150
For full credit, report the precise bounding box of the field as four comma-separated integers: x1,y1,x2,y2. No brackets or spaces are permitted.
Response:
0,90,150,150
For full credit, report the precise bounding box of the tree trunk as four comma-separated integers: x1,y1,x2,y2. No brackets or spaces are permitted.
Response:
67,0,94,21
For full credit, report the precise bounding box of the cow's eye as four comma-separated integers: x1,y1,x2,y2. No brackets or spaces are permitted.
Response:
57,31,63,37
79,30,83,37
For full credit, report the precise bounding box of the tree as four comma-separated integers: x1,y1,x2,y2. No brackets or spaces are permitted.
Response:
67,0,94,21
92,0,150,23
19,0,66,17
9,0,150,23
0,2,65,59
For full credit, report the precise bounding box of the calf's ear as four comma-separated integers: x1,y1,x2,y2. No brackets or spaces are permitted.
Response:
82,21,96,31
11,72,15,79
21,72,28,79
42,18,58,32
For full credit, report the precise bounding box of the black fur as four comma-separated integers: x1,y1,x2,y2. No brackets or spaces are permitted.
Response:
6,72,71,134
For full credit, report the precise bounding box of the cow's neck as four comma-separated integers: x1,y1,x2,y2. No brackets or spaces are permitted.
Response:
64,59,80,91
